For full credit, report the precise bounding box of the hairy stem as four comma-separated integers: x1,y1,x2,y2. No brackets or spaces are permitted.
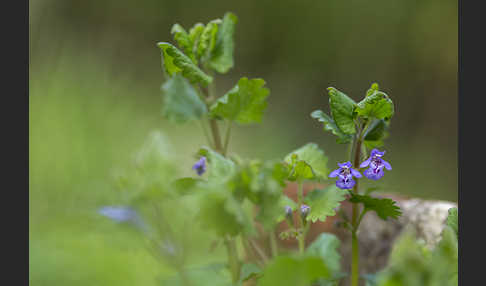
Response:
350,123,365,286
297,181,306,255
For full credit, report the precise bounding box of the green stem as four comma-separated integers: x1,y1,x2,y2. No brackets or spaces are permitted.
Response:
209,119,223,153
351,232,359,286
223,121,232,156
355,209,367,231
224,236,240,283
297,181,306,255
269,231,278,258
204,78,241,283
350,122,367,286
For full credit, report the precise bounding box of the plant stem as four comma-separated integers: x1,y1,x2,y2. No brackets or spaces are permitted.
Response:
351,232,359,286
204,79,241,283
224,236,240,283
297,181,306,255
209,119,223,153
350,123,365,286
223,120,232,156
249,238,269,264
242,238,264,268
355,209,367,230
269,231,278,258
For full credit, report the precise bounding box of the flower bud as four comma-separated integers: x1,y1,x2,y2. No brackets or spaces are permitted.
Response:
284,205,294,227
300,204,310,222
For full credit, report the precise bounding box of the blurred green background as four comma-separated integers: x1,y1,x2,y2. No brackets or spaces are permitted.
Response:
29,0,457,285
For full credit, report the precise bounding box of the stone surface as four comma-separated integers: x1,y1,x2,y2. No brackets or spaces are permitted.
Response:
245,183,457,286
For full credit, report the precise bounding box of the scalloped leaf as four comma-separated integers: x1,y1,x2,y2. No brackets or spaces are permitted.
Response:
304,185,347,223
311,110,353,144
327,87,357,135
208,12,237,73
284,143,329,181
210,77,269,124
349,193,401,221
161,74,207,123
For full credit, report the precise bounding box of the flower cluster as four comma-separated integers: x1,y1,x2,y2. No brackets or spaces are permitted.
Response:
329,149,392,189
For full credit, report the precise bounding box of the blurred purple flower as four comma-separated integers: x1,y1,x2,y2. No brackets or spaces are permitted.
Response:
98,206,147,231
329,161,362,189
284,205,294,227
192,156,207,176
285,205,293,218
360,149,392,180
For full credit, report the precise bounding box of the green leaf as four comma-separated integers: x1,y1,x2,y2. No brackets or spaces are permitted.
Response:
284,143,329,181
159,263,232,286
157,42,213,86
198,19,222,62
366,82,380,97
210,77,269,124
189,23,205,48
161,74,208,123
197,147,236,181
171,24,196,63
286,158,314,182
240,263,262,282
363,119,389,149
258,255,330,286
349,193,401,221
434,226,458,286
356,86,394,121
305,233,342,274
208,12,238,73
171,177,205,196
364,119,388,141
304,185,347,223
197,185,254,237
310,110,353,144
446,207,458,238
327,87,357,134
376,228,458,286
230,160,289,230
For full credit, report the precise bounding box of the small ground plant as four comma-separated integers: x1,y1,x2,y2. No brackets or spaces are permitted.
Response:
99,12,458,286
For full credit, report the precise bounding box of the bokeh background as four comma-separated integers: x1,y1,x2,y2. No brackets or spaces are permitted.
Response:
29,0,457,285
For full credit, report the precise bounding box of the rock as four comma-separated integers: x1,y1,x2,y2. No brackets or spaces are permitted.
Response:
245,183,457,286
336,195,457,285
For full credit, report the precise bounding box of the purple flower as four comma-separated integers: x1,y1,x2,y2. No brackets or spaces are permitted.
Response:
98,206,148,231
360,149,392,180
192,156,207,176
300,204,311,219
98,206,139,222
329,161,362,189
